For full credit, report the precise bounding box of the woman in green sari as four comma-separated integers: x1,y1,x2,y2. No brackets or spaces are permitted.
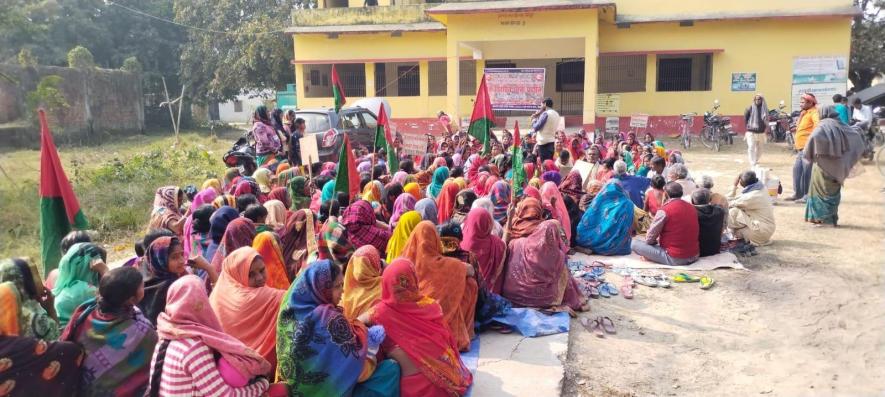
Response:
52,243,108,328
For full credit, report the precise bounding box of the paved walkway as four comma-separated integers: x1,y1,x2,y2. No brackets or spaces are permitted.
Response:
472,331,569,397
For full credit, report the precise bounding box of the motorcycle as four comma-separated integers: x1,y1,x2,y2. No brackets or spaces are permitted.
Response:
223,130,258,176
700,100,734,152
767,100,791,143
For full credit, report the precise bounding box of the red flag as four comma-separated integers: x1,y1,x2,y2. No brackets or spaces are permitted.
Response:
512,120,521,148
468,74,495,153
39,110,88,273
331,65,347,113
334,135,360,200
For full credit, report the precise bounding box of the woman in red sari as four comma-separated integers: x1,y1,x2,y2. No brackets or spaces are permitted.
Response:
372,258,472,397
460,208,506,294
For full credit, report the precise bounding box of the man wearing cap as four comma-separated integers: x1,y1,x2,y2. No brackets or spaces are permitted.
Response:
787,92,820,202
531,97,561,162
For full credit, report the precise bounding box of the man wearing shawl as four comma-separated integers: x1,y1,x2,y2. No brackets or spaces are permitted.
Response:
803,105,864,226
371,258,473,397
209,247,286,370
744,94,769,166
726,170,776,246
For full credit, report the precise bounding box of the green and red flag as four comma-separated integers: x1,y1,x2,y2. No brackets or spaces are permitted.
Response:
511,121,526,198
334,134,360,200
39,110,88,274
373,105,399,174
331,65,347,113
467,73,495,154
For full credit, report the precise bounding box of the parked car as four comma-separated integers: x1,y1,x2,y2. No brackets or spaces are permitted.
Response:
294,107,393,163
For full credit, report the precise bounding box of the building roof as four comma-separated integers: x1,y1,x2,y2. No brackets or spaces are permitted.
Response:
426,0,615,15
286,21,446,35
617,5,859,24
852,83,885,105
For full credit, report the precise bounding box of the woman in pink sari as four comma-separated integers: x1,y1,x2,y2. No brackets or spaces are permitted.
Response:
501,220,587,312
461,208,506,294
540,181,571,247
182,188,218,258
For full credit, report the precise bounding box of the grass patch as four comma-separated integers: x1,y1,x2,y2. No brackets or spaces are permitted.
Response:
0,128,239,264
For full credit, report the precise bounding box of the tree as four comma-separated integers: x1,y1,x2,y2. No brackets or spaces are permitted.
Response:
121,57,143,74
25,75,69,121
174,0,294,103
851,0,885,90
67,45,96,68
18,48,38,68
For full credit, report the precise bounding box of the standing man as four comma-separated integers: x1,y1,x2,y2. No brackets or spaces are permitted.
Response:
744,94,769,166
832,94,851,125
531,97,561,162
787,93,819,202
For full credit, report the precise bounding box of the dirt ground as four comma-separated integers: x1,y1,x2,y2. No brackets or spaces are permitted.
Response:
563,137,885,396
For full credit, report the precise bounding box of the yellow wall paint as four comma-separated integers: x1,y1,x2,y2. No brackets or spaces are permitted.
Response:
293,31,457,63
613,0,851,19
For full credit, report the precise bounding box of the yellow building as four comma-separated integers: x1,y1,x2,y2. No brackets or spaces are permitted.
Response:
287,0,855,134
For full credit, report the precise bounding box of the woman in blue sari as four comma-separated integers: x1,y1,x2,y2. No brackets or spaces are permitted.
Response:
576,181,635,255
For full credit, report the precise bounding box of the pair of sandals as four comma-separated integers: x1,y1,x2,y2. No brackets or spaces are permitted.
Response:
634,272,671,288
581,316,616,338
672,273,716,290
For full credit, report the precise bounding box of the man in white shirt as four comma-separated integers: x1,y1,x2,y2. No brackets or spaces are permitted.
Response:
851,98,873,133
531,97,561,162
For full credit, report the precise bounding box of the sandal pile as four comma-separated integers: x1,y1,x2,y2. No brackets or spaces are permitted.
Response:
580,316,616,338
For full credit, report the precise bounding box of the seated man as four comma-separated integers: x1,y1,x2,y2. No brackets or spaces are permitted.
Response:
726,170,775,248
667,163,697,203
699,175,729,211
613,160,650,208
691,189,725,257
630,182,700,266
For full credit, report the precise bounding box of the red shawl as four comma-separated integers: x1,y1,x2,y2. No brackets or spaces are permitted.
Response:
460,208,506,294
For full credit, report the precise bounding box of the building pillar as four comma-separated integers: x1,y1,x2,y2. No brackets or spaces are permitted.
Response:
474,59,485,93
446,39,460,122
365,62,376,97
294,63,306,105
582,31,599,128
419,60,429,97
645,54,656,93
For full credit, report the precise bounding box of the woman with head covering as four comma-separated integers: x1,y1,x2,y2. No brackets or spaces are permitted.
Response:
61,267,157,397
508,197,545,240
340,246,384,320
209,218,257,274
202,178,222,195
184,204,215,263
461,208,507,294
278,209,318,279
277,260,398,396
403,182,423,201
209,247,286,370
1,281,84,396
252,105,283,166
488,181,511,224
426,166,450,199
139,236,217,326
52,243,107,328
450,190,477,225
234,178,262,199
342,200,391,255
182,188,217,258
262,199,287,230
212,193,236,209
252,232,291,290
471,197,504,238
481,174,499,198
559,170,585,203
580,179,605,211
287,176,310,211
576,181,635,255
389,193,417,231
268,186,291,209
435,181,461,225
541,181,572,246
223,167,241,189
523,185,542,202
542,170,562,186
204,206,239,262
381,183,403,220
317,200,353,267
276,168,297,190
392,171,409,186
147,276,271,396
0,259,58,340
401,222,478,351
502,220,587,311
803,105,865,226
148,186,185,236
253,168,273,194
371,258,473,397
529,177,542,189
362,180,383,204
414,198,439,225
386,211,422,263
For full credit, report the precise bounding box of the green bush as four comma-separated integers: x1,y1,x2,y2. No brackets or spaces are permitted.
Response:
67,45,95,69
18,48,37,68
25,75,68,119
121,56,143,74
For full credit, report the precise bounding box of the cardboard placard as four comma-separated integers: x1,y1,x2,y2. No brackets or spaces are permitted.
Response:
572,160,595,183
629,114,649,128
400,133,427,157
300,136,319,165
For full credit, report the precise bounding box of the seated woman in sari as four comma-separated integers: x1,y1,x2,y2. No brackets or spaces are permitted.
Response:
401,222,478,351
318,199,354,268
389,193,417,231
450,190,478,226
342,200,392,257
139,236,216,326
386,211,422,263
341,246,384,321
471,197,504,238
575,181,635,255
436,181,461,224
210,217,258,273
263,199,288,230
1,282,84,397
371,258,473,397
0,258,58,340
53,243,108,328
147,276,271,397
148,186,186,237
210,247,286,370
415,198,439,225
288,176,311,211
507,197,546,240
253,231,291,289
541,181,572,249
502,220,588,312
461,208,506,294
61,267,158,397
277,260,399,397
182,188,217,259
279,209,319,279
204,206,240,265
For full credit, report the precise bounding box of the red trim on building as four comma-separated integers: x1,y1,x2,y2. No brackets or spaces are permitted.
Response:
292,56,473,65
593,115,746,136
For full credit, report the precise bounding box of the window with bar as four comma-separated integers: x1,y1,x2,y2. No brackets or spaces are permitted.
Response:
428,61,446,96
598,55,646,93
656,54,712,92
303,64,366,98
460,60,476,96
374,62,419,97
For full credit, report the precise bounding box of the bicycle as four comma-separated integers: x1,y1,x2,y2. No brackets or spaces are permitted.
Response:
876,144,885,177
679,113,696,149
